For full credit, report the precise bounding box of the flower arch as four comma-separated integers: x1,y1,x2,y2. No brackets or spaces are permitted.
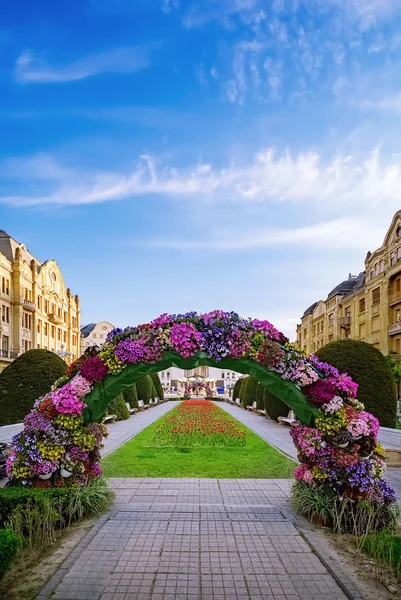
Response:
7,310,396,522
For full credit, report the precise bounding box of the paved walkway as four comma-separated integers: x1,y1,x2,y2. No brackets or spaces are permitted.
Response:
38,478,360,600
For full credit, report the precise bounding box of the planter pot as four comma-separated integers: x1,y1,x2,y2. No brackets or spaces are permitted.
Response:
60,468,73,478
337,442,349,449
352,435,362,441
64,452,71,461
38,473,52,480
361,452,373,459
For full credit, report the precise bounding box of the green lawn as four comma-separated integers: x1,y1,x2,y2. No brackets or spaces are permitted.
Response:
101,409,296,479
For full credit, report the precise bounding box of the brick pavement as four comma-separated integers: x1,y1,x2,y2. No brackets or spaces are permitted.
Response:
38,479,354,600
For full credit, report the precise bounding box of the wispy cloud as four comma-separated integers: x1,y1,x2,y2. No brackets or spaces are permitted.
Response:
182,0,257,28
1,147,401,213
15,45,154,84
129,217,385,251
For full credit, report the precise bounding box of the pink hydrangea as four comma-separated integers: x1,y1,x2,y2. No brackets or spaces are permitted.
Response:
170,322,202,358
322,395,343,414
295,464,313,484
332,373,358,399
359,412,380,439
347,418,370,438
52,384,85,416
69,375,91,398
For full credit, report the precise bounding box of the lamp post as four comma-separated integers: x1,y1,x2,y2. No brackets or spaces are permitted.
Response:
54,343,72,361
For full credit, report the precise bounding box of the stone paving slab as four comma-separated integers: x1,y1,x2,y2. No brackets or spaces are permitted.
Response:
37,479,356,600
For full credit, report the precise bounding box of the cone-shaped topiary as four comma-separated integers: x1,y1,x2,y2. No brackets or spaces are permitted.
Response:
0,350,67,425
241,376,259,408
150,373,164,401
108,394,130,421
263,388,288,420
122,384,138,408
256,382,265,409
316,339,397,428
232,378,244,401
136,375,153,403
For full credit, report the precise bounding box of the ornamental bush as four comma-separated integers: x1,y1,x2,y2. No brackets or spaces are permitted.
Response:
316,340,397,428
256,382,265,409
232,378,244,401
108,395,130,421
136,375,153,403
263,388,288,420
241,376,258,408
122,384,138,408
151,373,164,401
0,350,67,425
238,377,248,402
0,528,21,578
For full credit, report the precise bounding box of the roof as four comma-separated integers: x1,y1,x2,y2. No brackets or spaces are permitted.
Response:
80,323,97,338
326,273,364,301
302,302,318,317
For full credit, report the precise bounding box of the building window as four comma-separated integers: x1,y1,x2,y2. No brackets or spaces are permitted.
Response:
1,305,9,323
51,303,56,314
63,331,67,343
328,314,334,326
391,252,396,265
58,307,62,317
380,260,384,272
329,334,334,342
57,328,61,341
398,247,401,260
167,372,170,379
2,336,9,352
44,300,49,314
221,372,225,378
37,320,42,334
1,277,10,295
51,325,56,338
372,287,380,305
359,298,366,312
37,296,42,310
72,334,77,346
72,316,77,328
64,311,67,323
44,322,49,336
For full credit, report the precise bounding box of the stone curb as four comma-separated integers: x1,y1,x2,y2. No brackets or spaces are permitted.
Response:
35,513,110,600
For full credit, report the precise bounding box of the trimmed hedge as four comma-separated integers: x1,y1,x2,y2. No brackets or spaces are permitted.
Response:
136,375,153,402
232,378,244,402
239,377,248,402
122,384,138,409
241,376,259,408
263,388,288,421
256,383,265,409
316,339,397,428
0,350,67,425
108,394,130,421
151,373,164,401
0,528,21,578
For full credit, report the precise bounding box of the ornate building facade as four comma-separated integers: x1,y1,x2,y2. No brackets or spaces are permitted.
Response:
0,230,80,372
80,321,115,355
297,211,401,357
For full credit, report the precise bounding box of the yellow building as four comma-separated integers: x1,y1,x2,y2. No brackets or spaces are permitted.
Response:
297,211,401,357
0,230,80,372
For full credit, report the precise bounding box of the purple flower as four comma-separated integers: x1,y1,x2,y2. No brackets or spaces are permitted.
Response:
80,356,109,383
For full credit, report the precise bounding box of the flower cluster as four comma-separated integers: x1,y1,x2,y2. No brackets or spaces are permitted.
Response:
7,310,396,514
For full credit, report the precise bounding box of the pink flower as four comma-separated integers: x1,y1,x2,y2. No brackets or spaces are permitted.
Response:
52,385,85,416
80,356,108,383
332,373,358,399
359,412,380,439
347,418,370,438
295,464,313,484
69,375,91,398
171,322,202,358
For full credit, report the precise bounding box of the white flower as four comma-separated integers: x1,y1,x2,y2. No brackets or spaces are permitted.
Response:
322,395,343,414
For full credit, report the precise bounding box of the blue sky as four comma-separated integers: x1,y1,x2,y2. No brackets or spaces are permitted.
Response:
2,0,401,338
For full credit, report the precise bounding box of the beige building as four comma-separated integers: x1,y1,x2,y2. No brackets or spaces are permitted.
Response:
80,321,115,355
297,211,401,357
0,230,80,372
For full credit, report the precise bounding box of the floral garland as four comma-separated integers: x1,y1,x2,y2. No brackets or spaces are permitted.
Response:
6,310,396,510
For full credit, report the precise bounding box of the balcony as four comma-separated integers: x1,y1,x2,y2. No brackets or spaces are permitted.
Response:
389,290,401,306
48,313,64,325
389,321,401,336
340,316,351,328
21,299,36,312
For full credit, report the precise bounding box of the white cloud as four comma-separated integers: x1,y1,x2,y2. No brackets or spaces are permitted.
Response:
361,93,401,113
15,46,153,84
131,217,385,251
182,0,257,28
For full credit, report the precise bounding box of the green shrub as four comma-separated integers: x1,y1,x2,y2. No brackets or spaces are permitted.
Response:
316,339,397,428
232,378,244,402
241,376,258,408
0,350,67,425
136,375,153,402
362,532,401,578
263,388,288,420
256,383,264,409
239,377,248,402
122,384,138,409
151,373,164,401
0,529,21,578
2,479,113,550
108,394,130,421
150,382,157,400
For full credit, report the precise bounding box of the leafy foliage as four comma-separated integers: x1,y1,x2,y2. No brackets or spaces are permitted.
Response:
150,373,164,401
241,376,259,408
136,375,153,402
122,384,138,408
256,383,265,409
317,340,397,428
0,350,67,425
232,378,244,401
108,394,130,421
263,388,288,420
0,529,21,578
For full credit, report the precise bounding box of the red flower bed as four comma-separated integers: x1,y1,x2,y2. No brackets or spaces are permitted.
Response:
152,400,247,447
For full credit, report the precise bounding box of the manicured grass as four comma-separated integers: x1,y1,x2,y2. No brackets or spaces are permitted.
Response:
101,405,296,479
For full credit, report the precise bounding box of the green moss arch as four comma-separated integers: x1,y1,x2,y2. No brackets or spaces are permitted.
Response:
83,351,319,426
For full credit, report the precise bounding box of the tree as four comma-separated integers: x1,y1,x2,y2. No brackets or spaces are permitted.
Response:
232,378,244,402
150,373,164,401
317,340,396,428
122,384,138,408
136,375,153,403
0,350,67,425
241,376,259,408
108,394,130,421
263,388,288,420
